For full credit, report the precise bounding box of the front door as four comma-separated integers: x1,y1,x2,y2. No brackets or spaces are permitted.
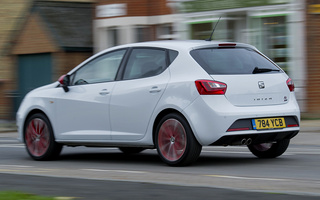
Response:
54,49,127,141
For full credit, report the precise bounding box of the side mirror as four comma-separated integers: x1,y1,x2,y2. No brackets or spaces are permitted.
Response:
58,74,70,92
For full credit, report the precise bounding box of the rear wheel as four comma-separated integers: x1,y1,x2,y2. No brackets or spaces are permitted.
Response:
248,139,290,158
155,113,202,166
24,113,62,160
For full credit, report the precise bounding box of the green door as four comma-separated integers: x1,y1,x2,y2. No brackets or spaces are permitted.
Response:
17,53,52,110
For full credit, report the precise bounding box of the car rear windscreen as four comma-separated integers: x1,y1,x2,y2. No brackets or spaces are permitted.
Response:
190,47,282,75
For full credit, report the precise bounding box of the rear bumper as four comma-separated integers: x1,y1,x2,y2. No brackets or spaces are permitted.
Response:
183,93,300,146
211,130,299,146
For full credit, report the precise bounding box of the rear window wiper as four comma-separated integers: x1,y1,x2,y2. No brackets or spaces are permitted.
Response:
252,67,280,74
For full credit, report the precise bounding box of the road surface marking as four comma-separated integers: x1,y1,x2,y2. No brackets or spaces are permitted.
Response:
0,144,24,148
82,169,146,174
0,164,32,168
0,139,19,142
205,174,288,181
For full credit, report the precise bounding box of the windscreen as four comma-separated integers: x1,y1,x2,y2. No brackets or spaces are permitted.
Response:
190,47,282,75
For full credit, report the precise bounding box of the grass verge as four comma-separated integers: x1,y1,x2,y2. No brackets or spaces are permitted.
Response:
0,191,55,200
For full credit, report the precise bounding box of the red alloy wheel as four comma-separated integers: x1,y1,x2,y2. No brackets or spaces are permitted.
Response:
158,119,187,162
25,118,50,157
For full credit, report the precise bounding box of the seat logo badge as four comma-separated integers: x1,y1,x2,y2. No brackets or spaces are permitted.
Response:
258,81,265,89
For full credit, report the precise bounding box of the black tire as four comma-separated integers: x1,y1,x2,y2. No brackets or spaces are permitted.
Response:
155,113,202,166
119,147,145,154
24,113,63,161
248,139,290,158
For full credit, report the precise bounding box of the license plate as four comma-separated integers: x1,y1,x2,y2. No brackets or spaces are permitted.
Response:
252,117,286,130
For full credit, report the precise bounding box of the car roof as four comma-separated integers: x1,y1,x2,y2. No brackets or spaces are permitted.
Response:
103,40,256,53
68,40,258,75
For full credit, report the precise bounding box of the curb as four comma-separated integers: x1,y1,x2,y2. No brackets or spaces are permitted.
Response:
0,121,17,133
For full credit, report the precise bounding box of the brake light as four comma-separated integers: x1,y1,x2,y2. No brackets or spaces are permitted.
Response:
195,80,227,95
286,78,294,92
219,43,236,47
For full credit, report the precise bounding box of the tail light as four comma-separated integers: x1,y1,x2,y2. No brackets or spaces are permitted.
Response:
286,78,295,92
195,80,227,95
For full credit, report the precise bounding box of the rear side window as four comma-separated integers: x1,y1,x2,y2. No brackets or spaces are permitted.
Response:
190,48,281,75
123,48,167,80
168,50,178,64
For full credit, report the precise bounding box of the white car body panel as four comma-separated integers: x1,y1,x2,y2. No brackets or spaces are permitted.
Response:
110,69,170,140
54,82,116,141
16,82,59,142
215,73,291,106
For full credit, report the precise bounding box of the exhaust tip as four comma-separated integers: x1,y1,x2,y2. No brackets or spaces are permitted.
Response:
246,138,252,145
241,138,247,145
240,138,252,145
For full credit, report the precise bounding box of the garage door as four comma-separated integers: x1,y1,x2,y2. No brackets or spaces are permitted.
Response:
17,53,52,109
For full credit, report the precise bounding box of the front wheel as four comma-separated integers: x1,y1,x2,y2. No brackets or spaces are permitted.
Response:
24,113,62,161
248,139,290,158
155,113,202,166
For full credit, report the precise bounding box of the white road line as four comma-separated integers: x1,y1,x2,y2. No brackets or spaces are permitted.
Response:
82,169,147,174
0,140,19,142
201,150,320,155
0,144,24,148
0,164,32,168
205,174,288,181
201,150,251,154
286,152,320,155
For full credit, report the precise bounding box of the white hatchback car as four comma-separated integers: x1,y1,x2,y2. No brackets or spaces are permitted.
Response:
17,40,300,166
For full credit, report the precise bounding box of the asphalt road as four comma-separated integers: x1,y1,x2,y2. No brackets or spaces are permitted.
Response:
0,131,320,199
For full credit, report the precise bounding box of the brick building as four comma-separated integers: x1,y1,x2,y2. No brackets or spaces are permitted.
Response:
9,0,94,116
0,0,32,119
94,0,175,52
306,0,320,118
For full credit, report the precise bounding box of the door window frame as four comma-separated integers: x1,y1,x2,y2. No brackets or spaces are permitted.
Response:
69,48,128,86
117,47,178,81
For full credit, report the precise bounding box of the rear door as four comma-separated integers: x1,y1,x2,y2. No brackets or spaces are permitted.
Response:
110,48,170,140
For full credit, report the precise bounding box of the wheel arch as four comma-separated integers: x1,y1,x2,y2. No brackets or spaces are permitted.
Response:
22,109,50,142
152,108,191,144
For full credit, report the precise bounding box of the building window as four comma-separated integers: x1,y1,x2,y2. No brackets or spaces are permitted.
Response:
191,23,212,40
190,19,237,41
157,24,173,40
108,27,119,47
136,26,151,42
262,16,288,72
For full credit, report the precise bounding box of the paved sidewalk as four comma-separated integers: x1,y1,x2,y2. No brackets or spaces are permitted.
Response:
0,120,16,133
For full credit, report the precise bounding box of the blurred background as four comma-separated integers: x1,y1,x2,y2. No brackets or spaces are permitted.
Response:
0,0,319,120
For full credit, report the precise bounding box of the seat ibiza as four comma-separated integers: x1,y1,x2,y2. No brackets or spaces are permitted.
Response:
17,40,300,166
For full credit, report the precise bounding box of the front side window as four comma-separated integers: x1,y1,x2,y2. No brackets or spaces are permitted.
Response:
71,49,126,85
190,47,281,75
123,48,167,80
